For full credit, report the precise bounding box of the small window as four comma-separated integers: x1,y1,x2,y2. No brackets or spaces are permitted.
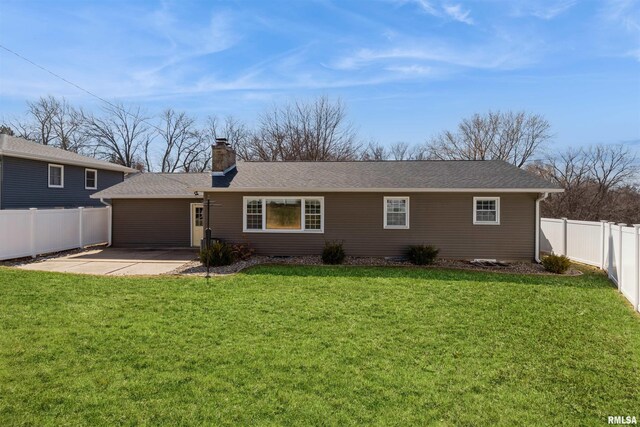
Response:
473,197,500,225
384,197,409,229
48,164,64,188
245,199,263,230
85,169,97,190
305,199,322,230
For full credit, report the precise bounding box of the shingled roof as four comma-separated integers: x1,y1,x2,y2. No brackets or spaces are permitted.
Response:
92,160,560,199
0,134,138,173
91,172,210,199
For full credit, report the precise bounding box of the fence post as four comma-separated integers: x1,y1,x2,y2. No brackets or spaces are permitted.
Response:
607,222,614,276
78,207,84,249
29,208,37,258
106,205,112,247
634,225,640,312
600,220,607,270
561,217,568,256
617,224,625,290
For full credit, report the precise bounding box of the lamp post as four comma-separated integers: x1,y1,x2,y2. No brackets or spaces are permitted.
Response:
204,197,212,279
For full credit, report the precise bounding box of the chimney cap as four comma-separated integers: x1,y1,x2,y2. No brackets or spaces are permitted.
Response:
215,137,229,146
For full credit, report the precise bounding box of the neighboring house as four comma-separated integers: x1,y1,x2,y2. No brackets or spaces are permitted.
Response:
0,134,137,209
92,139,563,261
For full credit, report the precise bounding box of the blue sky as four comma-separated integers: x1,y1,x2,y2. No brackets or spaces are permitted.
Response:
0,0,639,152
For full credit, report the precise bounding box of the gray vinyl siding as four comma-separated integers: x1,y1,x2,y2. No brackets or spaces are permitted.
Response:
204,191,537,260
111,199,194,247
1,156,124,209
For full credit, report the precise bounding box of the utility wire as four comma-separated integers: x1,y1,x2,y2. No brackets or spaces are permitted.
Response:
0,43,166,134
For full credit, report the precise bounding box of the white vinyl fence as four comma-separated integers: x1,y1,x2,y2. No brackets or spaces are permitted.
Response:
0,207,111,261
541,218,640,312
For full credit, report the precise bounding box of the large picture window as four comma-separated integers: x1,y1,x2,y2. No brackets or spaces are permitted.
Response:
384,197,409,229
473,197,500,225
243,197,324,233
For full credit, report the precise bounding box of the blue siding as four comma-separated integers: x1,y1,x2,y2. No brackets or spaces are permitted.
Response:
1,156,124,209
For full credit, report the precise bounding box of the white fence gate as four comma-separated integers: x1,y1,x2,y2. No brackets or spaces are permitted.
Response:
541,218,640,312
0,207,111,261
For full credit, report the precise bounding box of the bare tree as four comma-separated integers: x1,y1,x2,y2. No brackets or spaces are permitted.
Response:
530,144,639,223
5,96,87,152
0,124,15,136
50,99,86,152
389,142,410,160
82,103,151,168
360,141,388,160
248,96,361,161
27,96,58,145
427,111,551,167
205,115,253,162
147,109,204,173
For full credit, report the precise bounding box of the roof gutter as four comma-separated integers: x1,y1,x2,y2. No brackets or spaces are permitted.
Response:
535,192,550,263
99,198,113,247
0,150,138,173
190,187,565,194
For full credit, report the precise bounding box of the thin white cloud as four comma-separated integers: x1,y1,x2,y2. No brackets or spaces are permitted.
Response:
601,0,640,33
395,0,474,25
509,0,576,20
385,65,433,75
442,4,474,25
332,41,538,71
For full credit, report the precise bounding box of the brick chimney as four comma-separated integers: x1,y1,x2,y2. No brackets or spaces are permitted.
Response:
212,137,236,176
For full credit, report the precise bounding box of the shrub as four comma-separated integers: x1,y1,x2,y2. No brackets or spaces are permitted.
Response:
231,242,255,261
542,254,571,274
322,241,346,265
200,241,234,267
406,245,439,265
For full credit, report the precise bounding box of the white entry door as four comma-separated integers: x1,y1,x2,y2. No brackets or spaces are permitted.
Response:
191,203,204,247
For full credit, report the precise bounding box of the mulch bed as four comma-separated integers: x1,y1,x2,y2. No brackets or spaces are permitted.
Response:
170,256,583,277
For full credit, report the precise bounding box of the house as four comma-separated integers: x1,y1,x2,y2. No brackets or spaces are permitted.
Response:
91,139,563,261
0,134,137,209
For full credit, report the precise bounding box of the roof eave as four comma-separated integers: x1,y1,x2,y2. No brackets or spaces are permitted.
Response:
0,150,139,173
89,194,201,199
191,187,564,193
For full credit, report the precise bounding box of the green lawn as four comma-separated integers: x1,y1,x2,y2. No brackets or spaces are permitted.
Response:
1,265,639,426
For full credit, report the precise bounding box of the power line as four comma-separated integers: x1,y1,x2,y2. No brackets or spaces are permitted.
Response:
0,43,166,134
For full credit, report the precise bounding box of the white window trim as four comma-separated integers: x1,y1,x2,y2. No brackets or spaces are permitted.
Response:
85,168,98,190
383,196,410,229
48,164,64,188
242,196,324,233
473,196,500,225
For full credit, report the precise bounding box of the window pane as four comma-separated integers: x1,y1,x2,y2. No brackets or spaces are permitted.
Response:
387,212,406,226
195,207,204,227
304,199,321,230
246,199,263,230
86,171,96,188
50,167,62,186
475,199,497,222
386,199,407,226
266,199,301,230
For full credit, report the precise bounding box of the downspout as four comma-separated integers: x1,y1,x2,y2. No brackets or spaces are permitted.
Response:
535,192,549,263
99,198,113,247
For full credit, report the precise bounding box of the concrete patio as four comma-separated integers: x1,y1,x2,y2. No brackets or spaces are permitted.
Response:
19,248,197,276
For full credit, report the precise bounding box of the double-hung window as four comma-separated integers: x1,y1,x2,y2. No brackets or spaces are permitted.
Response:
384,197,409,229
243,197,324,233
48,164,64,188
473,197,500,225
85,169,97,190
